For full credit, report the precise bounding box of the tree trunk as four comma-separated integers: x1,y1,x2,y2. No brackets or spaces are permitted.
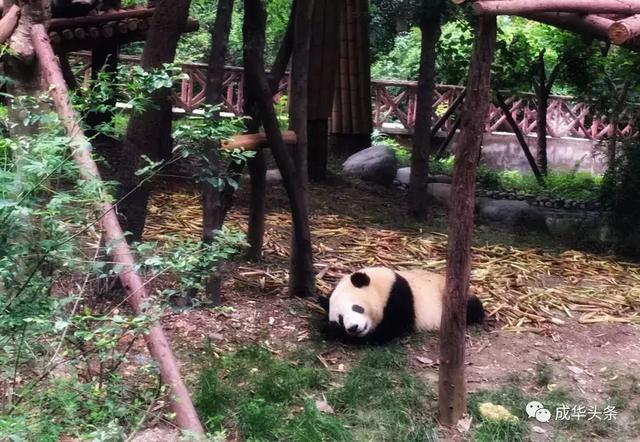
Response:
31,24,204,434
288,0,316,297
608,14,640,44
438,15,497,427
408,2,443,221
117,0,191,243
535,55,548,177
330,0,372,153
474,0,640,16
244,0,315,298
307,0,341,181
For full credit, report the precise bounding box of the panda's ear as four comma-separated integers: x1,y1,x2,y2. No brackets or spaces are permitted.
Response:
350,272,370,288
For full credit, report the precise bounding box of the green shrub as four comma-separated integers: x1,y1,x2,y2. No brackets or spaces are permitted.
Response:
601,139,640,256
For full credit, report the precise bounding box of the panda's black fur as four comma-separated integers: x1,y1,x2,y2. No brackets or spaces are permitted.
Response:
317,269,485,345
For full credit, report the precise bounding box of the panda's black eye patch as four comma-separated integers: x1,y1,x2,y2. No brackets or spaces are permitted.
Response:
350,272,370,288
352,304,365,314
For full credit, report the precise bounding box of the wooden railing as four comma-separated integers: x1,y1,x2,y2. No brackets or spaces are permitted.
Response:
70,52,637,140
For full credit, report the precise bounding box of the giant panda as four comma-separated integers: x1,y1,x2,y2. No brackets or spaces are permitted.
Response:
317,266,485,344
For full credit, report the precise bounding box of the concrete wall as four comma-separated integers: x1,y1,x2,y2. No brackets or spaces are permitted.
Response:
394,131,607,175
479,132,607,175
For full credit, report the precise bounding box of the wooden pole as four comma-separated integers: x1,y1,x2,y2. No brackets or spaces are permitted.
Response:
474,0,640,16
30,24,204,435
408,1,443,221
608,14,640,44
494,91,544,184
0,4,19,44
438,15,497,427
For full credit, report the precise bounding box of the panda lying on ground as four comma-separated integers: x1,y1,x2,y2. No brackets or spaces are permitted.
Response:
317,266,485,344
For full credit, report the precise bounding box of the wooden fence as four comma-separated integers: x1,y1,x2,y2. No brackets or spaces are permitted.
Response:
70,52,637,140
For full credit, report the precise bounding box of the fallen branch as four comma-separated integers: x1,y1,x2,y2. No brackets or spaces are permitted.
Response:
0,4,20,44
608,14,640,44
474,0,640,16
30,24,204,435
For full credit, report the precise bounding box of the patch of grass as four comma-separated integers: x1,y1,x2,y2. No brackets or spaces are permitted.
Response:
197,345,437,441
328,347,437,441
468,387,529,442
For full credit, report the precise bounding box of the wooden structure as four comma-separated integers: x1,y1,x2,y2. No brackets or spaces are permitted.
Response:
47,6,198,52
439,0,640,427
330,0,372,151
67,52,639,142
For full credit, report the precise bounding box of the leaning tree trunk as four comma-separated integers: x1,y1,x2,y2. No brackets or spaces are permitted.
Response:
244,0,315,298
408,1,443,221
117,0,191,243
200,0,235,304
438,15,497,427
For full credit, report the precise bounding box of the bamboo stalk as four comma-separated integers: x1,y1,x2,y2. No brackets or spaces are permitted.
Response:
30,24,204,435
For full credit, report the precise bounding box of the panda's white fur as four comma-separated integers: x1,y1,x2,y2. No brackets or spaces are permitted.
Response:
322,266,484,343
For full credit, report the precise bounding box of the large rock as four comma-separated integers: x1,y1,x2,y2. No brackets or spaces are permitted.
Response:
343,145,397,185
476,198,548,233
427,183,453,206
394,168,453,187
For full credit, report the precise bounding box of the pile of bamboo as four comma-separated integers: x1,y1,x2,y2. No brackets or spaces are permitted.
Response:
145,189,640,331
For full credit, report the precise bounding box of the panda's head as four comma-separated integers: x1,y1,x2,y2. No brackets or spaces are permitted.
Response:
322,268,393,337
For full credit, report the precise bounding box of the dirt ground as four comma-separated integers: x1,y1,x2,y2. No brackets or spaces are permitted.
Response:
128,168,640,441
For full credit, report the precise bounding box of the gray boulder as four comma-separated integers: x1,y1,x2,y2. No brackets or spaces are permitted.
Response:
476,198,548,233
343,145,398,185
394,167,411,186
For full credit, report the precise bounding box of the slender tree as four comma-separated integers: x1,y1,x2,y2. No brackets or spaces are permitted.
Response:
533,50,560,176
244,0,315,298
438,14,497,426
117,0,191,242
199,0,235,303
408,0,445,220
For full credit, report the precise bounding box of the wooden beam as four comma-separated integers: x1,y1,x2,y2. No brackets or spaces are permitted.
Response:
49,7,154,29
220,130,297,150
475,1,640,16
524,12,640,51
30,23,204,436
608,14,640,44
0,4,19,44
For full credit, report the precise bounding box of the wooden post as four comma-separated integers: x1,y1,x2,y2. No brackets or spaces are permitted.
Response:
494,91,544,184
30,24,204,435
200,0,234,304
330,0,372,152
0,4,20,44
307,0,341,181
438,15,497,427
533,52,560,176
408,1,444,221
474,0,640,15
244,0,315,298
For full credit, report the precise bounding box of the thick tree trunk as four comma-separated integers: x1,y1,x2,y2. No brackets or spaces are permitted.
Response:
438,15,497,427
288,0,316,297
244,0,315,298
31,24,204,435
408,2,442,221
330,0,372,152
117,0,191,243
307,0,341,181
474,0,640,16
